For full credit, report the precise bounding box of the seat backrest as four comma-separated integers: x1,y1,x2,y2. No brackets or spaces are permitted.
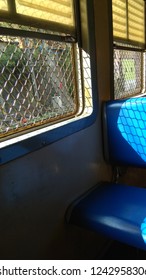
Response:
103,97,146,167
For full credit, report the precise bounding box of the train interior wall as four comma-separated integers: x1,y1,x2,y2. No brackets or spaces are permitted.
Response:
1,0,146,259
0,121,111,259
0,0,112,259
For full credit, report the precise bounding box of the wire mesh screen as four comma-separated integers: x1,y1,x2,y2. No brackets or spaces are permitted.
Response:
82,50,93,114
77,49,93,116
0,33,79,138
114,47,144,99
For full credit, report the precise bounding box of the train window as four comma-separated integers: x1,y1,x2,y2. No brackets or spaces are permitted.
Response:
112,0,145,99
0,1,93,148
114,45,145,99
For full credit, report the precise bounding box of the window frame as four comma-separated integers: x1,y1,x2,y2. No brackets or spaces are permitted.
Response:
0,0,98,165
112,0,146,100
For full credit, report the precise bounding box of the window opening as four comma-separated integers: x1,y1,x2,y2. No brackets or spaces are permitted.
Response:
114,44,145,99
0,23,93,145
112,0,145,99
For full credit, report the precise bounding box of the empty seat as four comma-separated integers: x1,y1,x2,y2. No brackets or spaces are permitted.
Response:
66,182,146,250
103,97,146,167
66,97,146,250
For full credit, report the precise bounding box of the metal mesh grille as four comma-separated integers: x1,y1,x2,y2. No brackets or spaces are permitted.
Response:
77,49,93,116
114,46,145,99
0,27,93,141
0,33,78,138
82,50,93,114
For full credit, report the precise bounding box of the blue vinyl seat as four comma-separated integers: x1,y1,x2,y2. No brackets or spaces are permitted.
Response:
66,182,146,250
103,97,146,167
66,97,146,250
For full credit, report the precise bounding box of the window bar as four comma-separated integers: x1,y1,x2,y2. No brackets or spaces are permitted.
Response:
0,12,75,37
0,26,76,43
7,0,16,14
114,43,145,52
